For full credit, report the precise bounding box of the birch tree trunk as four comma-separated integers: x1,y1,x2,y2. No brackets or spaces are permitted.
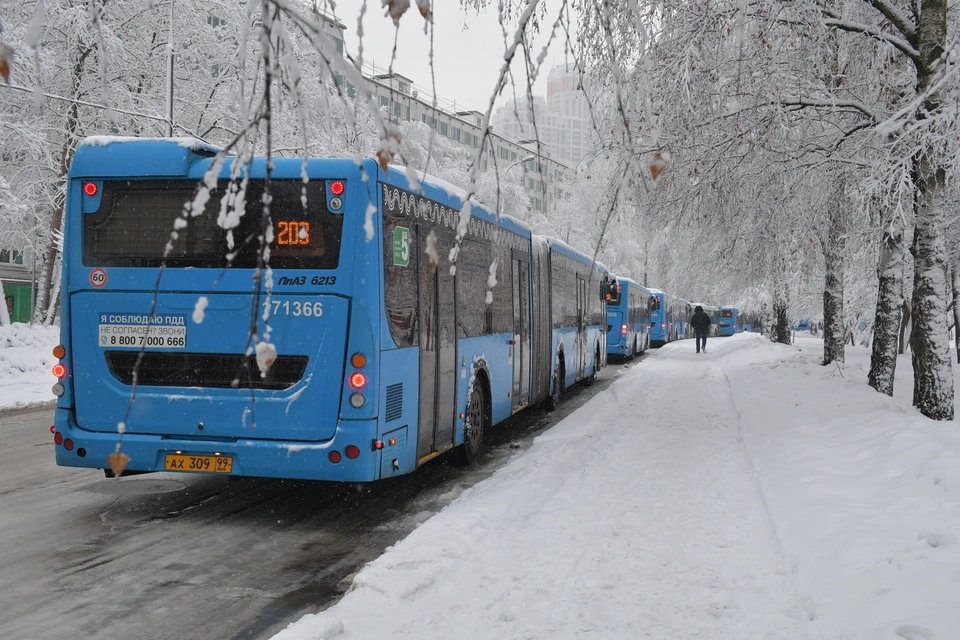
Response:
36,40,92,324
822,192,845,365
952,263,960,364
899,300,911,354
773,297,791,345
907,0,954,421
868,221,906,395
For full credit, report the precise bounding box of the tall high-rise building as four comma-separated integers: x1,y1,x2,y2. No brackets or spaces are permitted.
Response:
493,64,593,168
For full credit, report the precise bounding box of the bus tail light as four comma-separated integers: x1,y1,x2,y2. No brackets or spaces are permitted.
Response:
53,345,66,359
621,324,627,335
49,425,55,434
373,440,384,451
64,439,74,451
350,393,365,408
349,372,366,389
351,353,366,368
54,432,63,445
345,445,360,459
661,323,665,329
52,363,66,379
83,182,98,196
329,180,345,196
328,451,342,464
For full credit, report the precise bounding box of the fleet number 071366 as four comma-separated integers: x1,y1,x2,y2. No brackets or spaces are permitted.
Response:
262,300,324,317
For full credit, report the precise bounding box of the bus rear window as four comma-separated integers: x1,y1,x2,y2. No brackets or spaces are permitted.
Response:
719,310,733,317
83,179,343,269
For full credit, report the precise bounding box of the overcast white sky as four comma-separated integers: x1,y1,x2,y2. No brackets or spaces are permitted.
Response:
339,0,576,113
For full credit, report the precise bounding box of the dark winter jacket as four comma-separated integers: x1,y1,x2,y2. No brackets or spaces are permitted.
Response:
690,310,712,333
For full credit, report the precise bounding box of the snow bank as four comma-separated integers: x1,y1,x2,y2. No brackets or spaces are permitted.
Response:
0,323,59,411
723,335,960,639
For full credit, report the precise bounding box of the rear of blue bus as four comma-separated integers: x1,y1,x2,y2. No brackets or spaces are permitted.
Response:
649,293,668,345
606,282,629,357
53,140,389,482
717,307,738,336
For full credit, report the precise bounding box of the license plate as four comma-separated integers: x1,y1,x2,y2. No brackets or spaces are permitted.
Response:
164,454,233,474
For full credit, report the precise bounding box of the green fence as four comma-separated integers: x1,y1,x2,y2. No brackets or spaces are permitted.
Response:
3,284,33,323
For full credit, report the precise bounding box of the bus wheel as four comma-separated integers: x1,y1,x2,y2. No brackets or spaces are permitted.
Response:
456,380,487,465
587,348,599,385
545,355,564,411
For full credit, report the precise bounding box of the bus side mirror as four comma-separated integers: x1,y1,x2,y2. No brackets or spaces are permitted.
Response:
602,281,619,303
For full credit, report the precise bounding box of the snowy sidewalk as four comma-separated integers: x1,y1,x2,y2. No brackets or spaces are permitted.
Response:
275,337,809,639
0,324,59,411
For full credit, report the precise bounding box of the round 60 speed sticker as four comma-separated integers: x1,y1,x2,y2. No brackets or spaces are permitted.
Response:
89,268,108,288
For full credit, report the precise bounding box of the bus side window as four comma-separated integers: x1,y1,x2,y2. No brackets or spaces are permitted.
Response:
383,216,418,347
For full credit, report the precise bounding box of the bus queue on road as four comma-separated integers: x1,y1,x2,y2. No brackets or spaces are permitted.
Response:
50,138,746,484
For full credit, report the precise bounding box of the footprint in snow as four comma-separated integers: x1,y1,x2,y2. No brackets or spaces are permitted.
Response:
895,624,934,640
919,531,957,549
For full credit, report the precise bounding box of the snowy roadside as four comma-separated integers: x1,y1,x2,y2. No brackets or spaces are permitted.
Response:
273,334,809,640
722,334,960,639
273,333,960,640
0,323,59,412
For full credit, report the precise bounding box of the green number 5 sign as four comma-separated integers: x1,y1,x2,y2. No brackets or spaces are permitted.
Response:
393,226,410,266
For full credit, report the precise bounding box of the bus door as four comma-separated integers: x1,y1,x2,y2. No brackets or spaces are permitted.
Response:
576,276,586,378
511,255,530,412
416,226,457,460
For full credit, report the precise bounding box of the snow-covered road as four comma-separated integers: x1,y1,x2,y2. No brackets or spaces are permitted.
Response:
0,359,619,640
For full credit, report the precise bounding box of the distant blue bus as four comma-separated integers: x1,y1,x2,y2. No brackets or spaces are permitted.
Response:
648,288,686,346
52,138,609,482
717,307,738,336
606,276,652,359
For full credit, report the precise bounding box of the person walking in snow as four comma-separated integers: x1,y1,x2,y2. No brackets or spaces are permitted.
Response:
690,305,711,354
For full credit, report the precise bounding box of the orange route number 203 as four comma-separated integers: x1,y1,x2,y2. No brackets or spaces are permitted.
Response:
276,221,310,245
164,453,233,474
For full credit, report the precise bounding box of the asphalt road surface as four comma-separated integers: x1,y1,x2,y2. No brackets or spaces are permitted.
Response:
0,361,636,640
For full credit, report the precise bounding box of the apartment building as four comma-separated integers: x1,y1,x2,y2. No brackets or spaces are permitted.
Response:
321,13,574,215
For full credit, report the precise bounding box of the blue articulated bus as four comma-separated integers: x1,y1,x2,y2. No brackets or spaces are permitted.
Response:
717,306,738,336
676,298,692,340
648,288,687,346
605,276,652,359
52,138,610,482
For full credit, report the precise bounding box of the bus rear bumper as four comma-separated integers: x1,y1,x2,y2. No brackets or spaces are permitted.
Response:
53,409,385,482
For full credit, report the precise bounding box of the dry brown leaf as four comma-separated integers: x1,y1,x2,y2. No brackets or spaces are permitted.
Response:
416,0,431,19
649,152,667,181
0,43,13,84
375,128,402,171
375,148,391,172
384,0,411,25
107,451,130,477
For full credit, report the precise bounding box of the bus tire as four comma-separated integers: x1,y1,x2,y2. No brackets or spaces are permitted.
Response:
587,347,599,385
545,354,564,411
456,376,488,465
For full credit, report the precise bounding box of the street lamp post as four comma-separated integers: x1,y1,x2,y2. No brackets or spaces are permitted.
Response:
165,0,175,137
504,154,536,175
